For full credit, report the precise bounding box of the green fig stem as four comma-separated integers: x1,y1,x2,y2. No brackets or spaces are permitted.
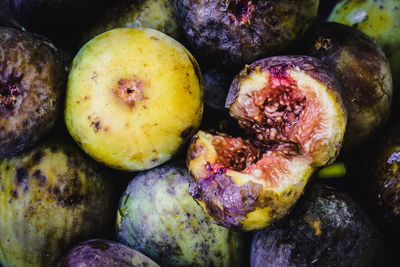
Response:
317,162,346,179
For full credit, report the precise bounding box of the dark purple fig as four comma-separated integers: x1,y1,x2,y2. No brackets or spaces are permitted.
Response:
303,22,392,150
175,0,319,67
0,27,65,159
250,183,383,267
56,239,159,267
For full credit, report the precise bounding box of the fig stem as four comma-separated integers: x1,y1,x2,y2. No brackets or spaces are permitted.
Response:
317,162,346,179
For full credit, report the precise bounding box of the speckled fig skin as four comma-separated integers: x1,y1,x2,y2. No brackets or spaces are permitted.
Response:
250,183,383,267
84,0,182,44
116,162,246,267
0,141,116,267
303,22,392,150
65,28,203,171
0,27,65,159
175,0,319,67
56,239,159,267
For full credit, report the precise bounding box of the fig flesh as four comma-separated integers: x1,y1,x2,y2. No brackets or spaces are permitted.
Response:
188,56,347,230
303,22,392,149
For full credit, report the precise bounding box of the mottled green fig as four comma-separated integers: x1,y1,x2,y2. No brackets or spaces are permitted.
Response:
116,162,246,267
0,141,116,267
0,27,65,158
328,0,400,88
250,183,383,267
303,22,392,149
175,0,319,67
56,239,159,267
84,0,182,44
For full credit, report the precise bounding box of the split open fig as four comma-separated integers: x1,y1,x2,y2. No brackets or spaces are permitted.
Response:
187,56,347,231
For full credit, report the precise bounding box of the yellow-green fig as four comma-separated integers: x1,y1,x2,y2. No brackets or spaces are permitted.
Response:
0,141,116,267
65,28,203,171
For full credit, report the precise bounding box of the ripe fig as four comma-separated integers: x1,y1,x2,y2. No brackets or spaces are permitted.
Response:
328,0,400,89
65,28,203,171
303,22,392,149
84,0,182,44
188,56,347,230
0,141,116,267
56,239,159,267
116,162,246,267
175,0,319,67
0,27,65,158
250,183,383,267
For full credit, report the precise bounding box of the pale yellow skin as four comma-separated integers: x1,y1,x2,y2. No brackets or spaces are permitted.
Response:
65,28,203,171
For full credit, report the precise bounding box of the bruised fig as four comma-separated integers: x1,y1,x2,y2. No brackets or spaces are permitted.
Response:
56,239,159,267
304,22,392,149
175,0,319,67
0,27,65,158
188,56,346,231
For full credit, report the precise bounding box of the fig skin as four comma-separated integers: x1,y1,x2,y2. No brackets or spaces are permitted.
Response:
250,183,383,267
84,0,182,44
328,0,400,89
65,28,203,171
116,161,246,267
56,239,159,267
175,0,319,67
303,22,392,150
0,141,116,267
188,56,347,231
0,27,65,159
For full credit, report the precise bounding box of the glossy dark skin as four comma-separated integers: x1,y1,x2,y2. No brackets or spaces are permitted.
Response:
0,27,65,158
175,0,319,67
250,183,383,267
303,22,392,150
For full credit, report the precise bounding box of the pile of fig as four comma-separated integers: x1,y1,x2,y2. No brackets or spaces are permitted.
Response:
0,0,399,266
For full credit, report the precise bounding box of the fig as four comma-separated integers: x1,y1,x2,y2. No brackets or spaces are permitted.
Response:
366,126,400,231
65,28,203,171
175,0,319,67
250,183,383,267
328,0,400,89
56,239,159,267
0,140,116,267
116,161,246,267
188,55,347,230
0,27,65,158
303,22,392,149
84,0,182,44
